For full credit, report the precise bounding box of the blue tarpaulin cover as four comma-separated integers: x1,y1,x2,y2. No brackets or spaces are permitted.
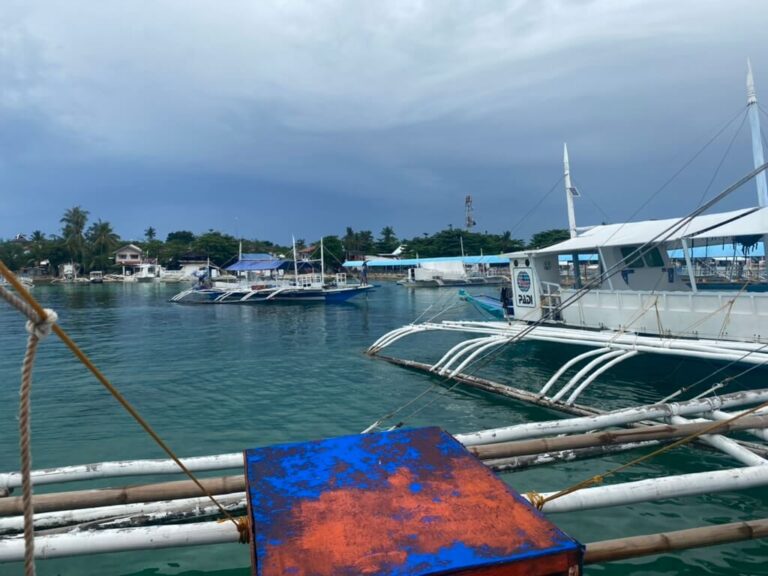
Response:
226,254,289,272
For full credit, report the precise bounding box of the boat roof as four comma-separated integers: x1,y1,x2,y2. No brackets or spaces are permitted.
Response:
690,206,768,241
239,253,274,260
343,255,509,268
226,258,289,272
534,207,757,254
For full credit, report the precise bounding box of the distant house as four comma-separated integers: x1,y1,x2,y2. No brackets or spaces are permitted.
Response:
115,244,143,266
297,245,316,260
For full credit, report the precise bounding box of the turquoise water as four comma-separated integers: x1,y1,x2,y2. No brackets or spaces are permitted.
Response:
0,282,766,575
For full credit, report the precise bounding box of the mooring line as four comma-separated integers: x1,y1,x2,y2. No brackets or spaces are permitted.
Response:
0,261,250,550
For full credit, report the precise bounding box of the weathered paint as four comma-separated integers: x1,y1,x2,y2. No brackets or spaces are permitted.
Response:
245,427,582,575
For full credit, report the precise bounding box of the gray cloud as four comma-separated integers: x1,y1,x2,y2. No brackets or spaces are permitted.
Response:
1,1,767,242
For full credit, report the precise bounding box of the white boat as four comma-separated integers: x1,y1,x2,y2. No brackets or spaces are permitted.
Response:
370,64,768,392
398,260,509,287
171,240,373,304
131,263,162,282
88,271,104,284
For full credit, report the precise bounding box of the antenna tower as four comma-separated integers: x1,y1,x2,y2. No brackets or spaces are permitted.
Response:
465,195,476,231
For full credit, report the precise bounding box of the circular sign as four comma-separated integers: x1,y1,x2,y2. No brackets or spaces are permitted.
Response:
516,271,531,292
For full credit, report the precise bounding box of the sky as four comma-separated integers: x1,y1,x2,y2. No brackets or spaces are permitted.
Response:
1,0,768,245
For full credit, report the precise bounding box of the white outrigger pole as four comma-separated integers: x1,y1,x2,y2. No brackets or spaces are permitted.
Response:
748,59,768,207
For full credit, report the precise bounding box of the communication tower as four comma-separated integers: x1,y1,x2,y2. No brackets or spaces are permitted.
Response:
465,195,476,231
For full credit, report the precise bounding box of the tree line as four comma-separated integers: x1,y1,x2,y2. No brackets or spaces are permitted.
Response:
0,205,570,274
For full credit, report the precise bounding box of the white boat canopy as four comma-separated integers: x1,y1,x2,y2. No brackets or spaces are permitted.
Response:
535,207,757,254
690,206,768,241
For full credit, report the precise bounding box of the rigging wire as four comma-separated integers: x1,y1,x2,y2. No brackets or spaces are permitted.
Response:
366,161,768,430
597,107,748,249
507,175,564,239
693,111,749,209
570,176,612,223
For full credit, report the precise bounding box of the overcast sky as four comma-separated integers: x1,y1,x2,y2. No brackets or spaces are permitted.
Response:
1,1,767,245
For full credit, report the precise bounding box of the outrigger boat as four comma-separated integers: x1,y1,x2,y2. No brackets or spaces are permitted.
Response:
171,238,373,304
5,69,768,574
370,64,768,398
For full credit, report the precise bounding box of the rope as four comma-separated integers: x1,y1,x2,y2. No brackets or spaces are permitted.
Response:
0,261,250,547
529,398,768,511
17,305,56,576
366,162,768,433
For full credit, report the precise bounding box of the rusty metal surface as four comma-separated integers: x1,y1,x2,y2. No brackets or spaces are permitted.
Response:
245,427,581,575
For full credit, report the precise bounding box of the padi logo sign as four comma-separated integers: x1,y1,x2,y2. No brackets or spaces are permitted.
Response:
515,269,535,307
516,271,531,292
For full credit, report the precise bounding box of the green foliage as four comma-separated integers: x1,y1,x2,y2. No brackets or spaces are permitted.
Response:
343,227,375,258
376,226,399,253
0,205,566,274
402,228,524,258
166,230,196,245
60,205,90,268
192,231,239,266
320,236,345,269
86,220,120,271
0,241,29,270
528,229,570,249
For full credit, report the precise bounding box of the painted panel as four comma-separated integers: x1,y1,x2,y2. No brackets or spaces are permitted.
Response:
244,427,582,575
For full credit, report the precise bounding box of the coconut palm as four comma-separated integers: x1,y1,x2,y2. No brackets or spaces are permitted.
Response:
60,206,90,269
86,219,119,271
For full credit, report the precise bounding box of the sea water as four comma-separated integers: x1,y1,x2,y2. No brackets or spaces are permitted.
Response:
0,282,766,575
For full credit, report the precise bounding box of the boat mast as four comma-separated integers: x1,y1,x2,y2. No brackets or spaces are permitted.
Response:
563,143,578,239
747,59,768,207
320,237,325,284
564,143,582,287
292,236,299,284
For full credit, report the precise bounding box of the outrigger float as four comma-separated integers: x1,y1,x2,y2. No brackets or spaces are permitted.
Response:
3,265,768,572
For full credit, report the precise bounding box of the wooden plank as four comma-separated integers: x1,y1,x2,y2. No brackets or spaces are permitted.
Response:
584,518,768,564
0,475,244,516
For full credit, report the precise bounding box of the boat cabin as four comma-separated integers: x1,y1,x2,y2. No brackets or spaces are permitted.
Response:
506,207,768,342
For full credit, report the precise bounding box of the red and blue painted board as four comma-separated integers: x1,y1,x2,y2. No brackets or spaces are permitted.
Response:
244,426,582,575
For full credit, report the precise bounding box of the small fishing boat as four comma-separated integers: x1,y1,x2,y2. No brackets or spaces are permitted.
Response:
171,240,373,304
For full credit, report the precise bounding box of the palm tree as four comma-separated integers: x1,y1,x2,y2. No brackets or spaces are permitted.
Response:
377,226,398,253
60,206,89,269
145,226,156,242
29,230,47,266
86,220,119,271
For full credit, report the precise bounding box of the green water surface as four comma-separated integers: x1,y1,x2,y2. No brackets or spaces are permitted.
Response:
0,282,766,575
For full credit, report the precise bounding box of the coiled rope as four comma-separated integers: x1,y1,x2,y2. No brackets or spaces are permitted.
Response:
0,281,57,576
0,261,250,576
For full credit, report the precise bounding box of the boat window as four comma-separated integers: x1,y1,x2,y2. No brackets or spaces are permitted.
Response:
620,246,645,268
642,247,664,267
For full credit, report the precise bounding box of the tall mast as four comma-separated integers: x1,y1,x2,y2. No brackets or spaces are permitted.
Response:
320,237,325,283
747,60,768,207
564,143,578,239
292,235,299,284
